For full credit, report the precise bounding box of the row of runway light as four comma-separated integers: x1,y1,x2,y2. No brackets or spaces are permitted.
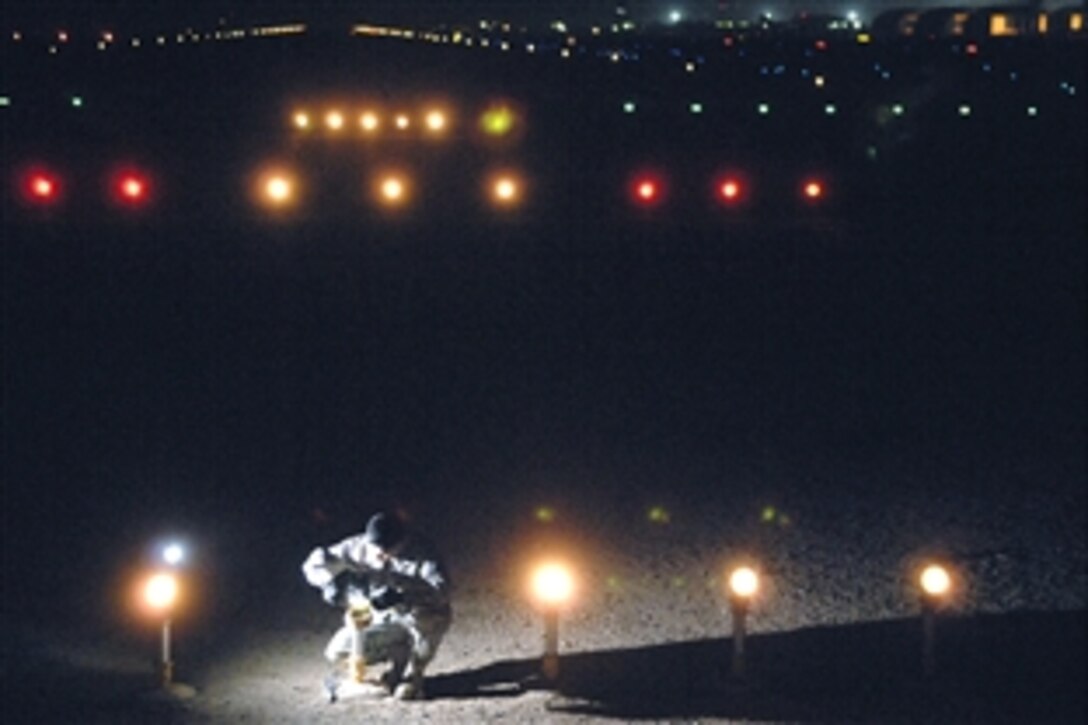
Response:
12,163,829,215
132,532,959,691
528,550,957,682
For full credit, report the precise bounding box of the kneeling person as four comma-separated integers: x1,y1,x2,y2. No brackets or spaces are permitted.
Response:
302,511,452,701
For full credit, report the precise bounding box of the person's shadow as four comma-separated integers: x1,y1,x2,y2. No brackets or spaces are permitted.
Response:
428,609,1085,721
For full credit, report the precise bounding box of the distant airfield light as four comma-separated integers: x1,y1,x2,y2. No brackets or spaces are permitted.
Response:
325,110,345,131
892,103,906,116
0,96,11,108
58,30,70,43
71,95,84,108
757,102,771,116
801,178,827,202
716,174,749,206
480,103,516,137
957,103,972,118
424,109,448,132
668,9,684,24
112,169,152,207
394,113,411,131
360,111,380,132
375,173,411,206
1026,105,1039,117
20,167,64,206
253,167,301,212
824,103,837,116
489,174,522,206
631,172,666,207
292,111,311,130
12,31,22,42
814,75,826,88
623,101,637,114
689,101,704,114
647,505,671,524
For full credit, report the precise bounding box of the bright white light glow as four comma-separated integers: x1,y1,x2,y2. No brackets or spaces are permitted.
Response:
144,573,178,610
531,563,574,607
729,567,760,598
163,544,184,566
920,564,951,596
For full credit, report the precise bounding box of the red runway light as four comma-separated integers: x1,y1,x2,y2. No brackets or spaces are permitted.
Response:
20,167,64,206
630,173,665,206
108,167,154,209
715,173,750,206
801,178,826,202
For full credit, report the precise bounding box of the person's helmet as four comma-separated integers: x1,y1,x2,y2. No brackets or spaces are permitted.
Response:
365,511,406,551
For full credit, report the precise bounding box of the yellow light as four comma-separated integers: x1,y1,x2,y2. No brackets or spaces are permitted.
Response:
920,564,951,597
293,111,310,129
144,573,178,611
379,176,406,203
480,104,515,136
394,114,410,130
325,110,345,131
266,176,292,202
531,563,574,607
728,566,760,599
360,111,380,132
424,110,447,132
493,177,518,202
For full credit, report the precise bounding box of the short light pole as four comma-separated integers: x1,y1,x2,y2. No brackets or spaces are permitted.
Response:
143,572,179,686
918,563,954,678
530,562,575,683
727,566,760,679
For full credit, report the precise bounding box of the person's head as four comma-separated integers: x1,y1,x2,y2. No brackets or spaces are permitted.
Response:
364,511,407,556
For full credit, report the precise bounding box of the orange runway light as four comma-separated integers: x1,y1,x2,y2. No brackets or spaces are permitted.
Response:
529,561,576,682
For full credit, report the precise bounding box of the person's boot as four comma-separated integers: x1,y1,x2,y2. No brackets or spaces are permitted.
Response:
393,672,424,701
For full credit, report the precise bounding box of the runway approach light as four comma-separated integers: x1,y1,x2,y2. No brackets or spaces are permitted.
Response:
529,562,575,682
25,169,62,205
374,172,411,208
325,110,345,131
487,172,523,207
726,565,761,678
292,111,310,130
424,109,448,133
801,178,827,203
715,173,749,206
917,562,955,678
480,104,516,137
631,174,665,207
110,169,152,208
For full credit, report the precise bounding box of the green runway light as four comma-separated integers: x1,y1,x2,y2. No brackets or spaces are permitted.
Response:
480,105,515,136
535,506,556,523
647,506,670,524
